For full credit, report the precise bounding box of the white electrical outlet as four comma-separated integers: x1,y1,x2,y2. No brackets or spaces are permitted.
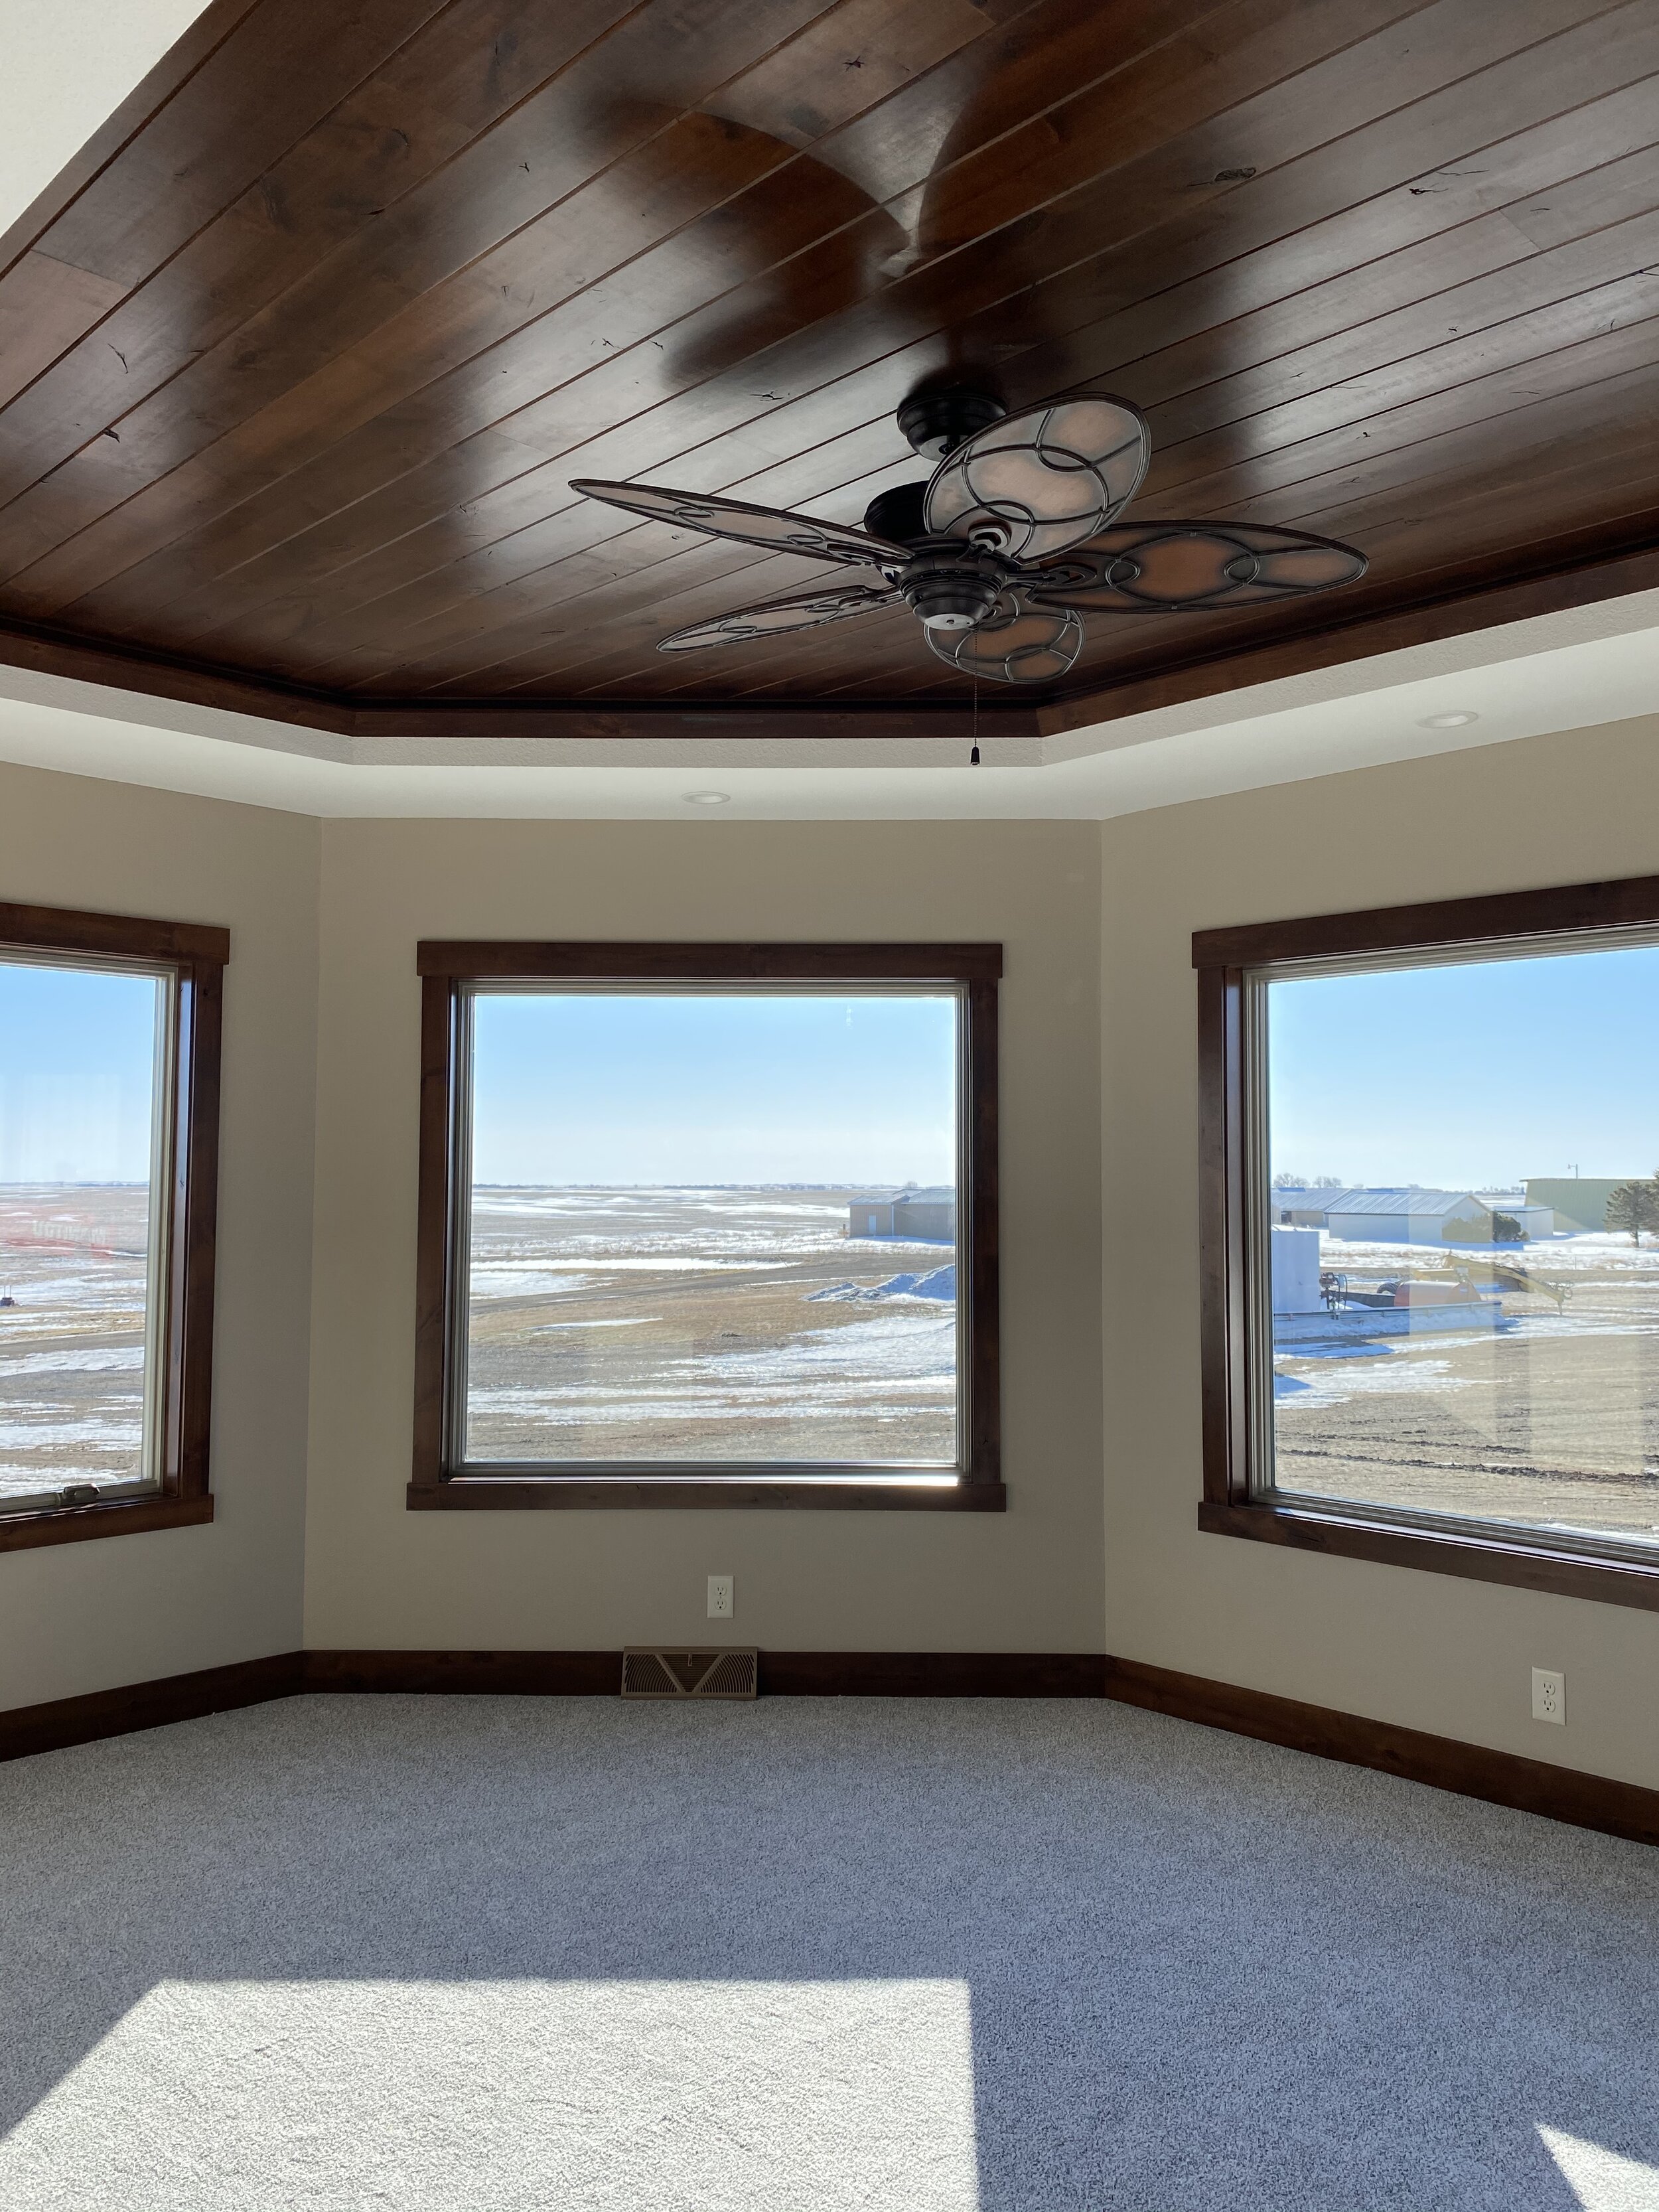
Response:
707,1574,733,1620
1532,1666,1565,1724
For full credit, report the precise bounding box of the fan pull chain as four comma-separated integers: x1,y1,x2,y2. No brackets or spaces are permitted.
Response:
970,676,980,766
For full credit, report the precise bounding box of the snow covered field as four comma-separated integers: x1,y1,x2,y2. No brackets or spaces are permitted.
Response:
1273,1230,1659,1542
0,1185,151,1501
0,1183,958,1491
14,1182,1652,1515
465,1187,958,1464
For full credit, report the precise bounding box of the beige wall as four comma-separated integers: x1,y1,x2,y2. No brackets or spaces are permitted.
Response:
303,818,1104,1655
1101,712,1659,1791
15,711,1659,1795
0,761,319,1710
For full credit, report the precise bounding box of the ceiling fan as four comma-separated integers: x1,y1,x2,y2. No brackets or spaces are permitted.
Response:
569,384,1367,685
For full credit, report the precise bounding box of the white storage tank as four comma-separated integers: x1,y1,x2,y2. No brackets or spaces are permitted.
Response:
1271,1225,1325,1314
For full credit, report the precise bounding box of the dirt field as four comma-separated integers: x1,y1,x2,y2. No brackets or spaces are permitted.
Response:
465,1186,958,1465
0,1185,152,1501
1274,1233,1659,1542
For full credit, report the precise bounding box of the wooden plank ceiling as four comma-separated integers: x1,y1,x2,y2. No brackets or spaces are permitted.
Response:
0,0,1655,739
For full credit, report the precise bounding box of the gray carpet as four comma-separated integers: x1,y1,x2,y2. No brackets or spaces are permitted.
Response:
0,1694,1656,2211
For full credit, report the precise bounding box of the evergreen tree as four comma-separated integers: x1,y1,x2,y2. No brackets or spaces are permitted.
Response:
1606,1175,1659,1247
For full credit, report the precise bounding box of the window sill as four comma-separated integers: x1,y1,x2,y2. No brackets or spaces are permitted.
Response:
409,1478,1006,1512
1198,1497,1659,1612
0,1493,214,1554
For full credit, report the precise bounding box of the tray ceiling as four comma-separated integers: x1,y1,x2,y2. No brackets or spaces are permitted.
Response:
0,0,1655,741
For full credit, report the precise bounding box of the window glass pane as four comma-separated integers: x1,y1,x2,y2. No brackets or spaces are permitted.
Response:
1264,940,1659,1547
463,990,960,1466
0,958,169,1509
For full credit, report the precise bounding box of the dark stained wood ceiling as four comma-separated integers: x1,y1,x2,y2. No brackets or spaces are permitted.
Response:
0,0,1656,740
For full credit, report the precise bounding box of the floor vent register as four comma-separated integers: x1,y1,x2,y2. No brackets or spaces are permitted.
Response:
620,1648,758,1699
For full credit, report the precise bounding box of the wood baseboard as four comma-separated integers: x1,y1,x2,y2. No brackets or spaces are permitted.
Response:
0,1648,1108,1759
759,1651,1106,1696
0,1651,303,1763
302,1649,620,1695
3,1646,1656,1850
1100,1655,1659,1850
302,1650,1105,1696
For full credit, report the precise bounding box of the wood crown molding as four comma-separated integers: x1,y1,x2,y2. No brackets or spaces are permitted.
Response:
1037,536,1659,739
1,533,1656,752
5,1649,1658,1852
0,617,1037,743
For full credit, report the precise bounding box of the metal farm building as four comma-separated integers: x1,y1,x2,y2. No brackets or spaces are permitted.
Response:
847,1187,956,1243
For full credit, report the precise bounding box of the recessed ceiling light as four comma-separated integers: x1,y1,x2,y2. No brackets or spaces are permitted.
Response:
1419,710,1480,729
682,790,731,806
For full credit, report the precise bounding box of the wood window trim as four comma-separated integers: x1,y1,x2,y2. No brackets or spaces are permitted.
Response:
0,900,226,1554
1193,871,1659,1613
410,941,1004,1511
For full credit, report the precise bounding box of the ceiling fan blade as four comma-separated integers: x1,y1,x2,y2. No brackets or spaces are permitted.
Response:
923,390,1149,563
658,581,900,653
925,590,1083,684
570,479,906,567
1026,520,1368,611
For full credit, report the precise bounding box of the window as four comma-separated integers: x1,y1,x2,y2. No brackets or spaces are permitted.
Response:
0,901,225,1552
1196,876,1659,1609
411,942,1002,1509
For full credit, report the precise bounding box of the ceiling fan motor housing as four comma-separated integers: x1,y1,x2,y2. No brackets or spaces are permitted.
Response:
862,479,930,545
896,385,1007,461
897,541,1015,631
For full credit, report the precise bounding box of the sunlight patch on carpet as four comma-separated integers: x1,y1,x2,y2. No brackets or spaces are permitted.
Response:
1541,2125,1659,2210
0,1977,979,2211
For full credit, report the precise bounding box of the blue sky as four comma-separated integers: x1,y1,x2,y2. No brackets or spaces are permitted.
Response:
1269,941,1659,1189
0,960,161,1183
13,945,1644,1197
470,989,959,1185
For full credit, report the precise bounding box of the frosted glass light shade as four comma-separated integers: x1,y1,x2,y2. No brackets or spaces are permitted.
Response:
924,393,1149,562
926,594,1083,683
